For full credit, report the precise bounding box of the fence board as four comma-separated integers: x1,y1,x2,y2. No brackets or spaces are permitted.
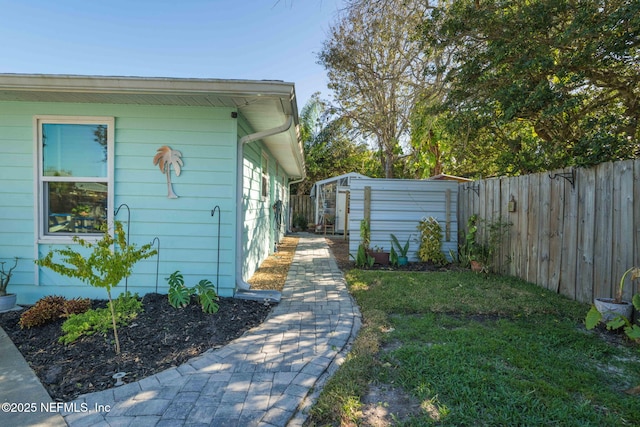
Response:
526,174,540,284
593,162,614,298
500,176,512,274
548,168,564,292
613,160,635,301
575,167,596,303
559,167,578,299
518,174,530,280
538,175,551,290
508,176,522,277
635,161,640,296
290,195,314,227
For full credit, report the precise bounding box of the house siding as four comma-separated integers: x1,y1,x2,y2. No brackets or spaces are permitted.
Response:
348,178,459,262
0,100,242,303
237,118,292,282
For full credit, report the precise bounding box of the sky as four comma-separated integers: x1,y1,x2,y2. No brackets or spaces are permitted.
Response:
0,0,345,109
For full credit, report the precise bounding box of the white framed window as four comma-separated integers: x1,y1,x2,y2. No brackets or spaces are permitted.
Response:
261,152,269,201
35,116,114,243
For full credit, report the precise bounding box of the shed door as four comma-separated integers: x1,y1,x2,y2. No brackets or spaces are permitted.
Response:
336,188,348,233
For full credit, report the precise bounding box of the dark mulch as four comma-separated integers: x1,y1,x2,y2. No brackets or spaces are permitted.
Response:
325,236,451,273
0,293,274,402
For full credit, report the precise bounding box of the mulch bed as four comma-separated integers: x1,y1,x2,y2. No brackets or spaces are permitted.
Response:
325,236,451,273
0,234,452,405
0,293,274,402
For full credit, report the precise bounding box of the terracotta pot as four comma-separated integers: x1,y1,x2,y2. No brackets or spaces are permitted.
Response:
594,298,633,323
369,251,390,265
470,260,483,272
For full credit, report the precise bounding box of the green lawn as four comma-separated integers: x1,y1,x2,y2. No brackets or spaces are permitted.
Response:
307,270,640,426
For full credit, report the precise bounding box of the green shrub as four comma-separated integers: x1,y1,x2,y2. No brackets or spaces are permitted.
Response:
19,295,90,329
60,292,142,345
167,271,219,314
36,221,156,354
417,217,447,265
293,213,308,229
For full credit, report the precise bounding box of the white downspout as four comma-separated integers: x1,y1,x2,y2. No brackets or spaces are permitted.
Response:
235,116,294,291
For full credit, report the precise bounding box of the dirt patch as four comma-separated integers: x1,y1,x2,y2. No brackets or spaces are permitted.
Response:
361,383,424,426
325,235,352,271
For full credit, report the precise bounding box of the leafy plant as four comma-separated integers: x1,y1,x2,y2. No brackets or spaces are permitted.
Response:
193,279,219,314
350,219,375,268
35,221,157,354
19,295,91,329
167,270,219,313
417,217,447,265
292,213,308,230
458,215,512,273
614,266,640,304
457,215,480,268
359,219,371,250
167,270,192,308
390,234,411,267
60,292,142,345
351,245,374,268
390,234,410,258
0,257,18,296
585,267,640,341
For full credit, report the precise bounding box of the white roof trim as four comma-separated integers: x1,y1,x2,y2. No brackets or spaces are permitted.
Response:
0,73,305,178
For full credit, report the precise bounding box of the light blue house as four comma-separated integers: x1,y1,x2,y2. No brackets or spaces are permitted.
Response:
0,74,305,304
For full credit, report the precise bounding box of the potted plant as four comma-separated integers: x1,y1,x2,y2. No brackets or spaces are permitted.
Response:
586,266,640,334
0,257,19,312
368,245,390,266
390,234,410,266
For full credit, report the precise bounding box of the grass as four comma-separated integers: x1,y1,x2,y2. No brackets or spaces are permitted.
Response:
307,270,640,426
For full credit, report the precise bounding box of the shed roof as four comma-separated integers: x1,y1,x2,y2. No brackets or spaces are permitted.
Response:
310,172,370,198
0,73,305,178
427,173,472,182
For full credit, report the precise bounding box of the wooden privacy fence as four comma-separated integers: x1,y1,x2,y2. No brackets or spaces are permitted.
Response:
290,195,315,226
458,158,640,304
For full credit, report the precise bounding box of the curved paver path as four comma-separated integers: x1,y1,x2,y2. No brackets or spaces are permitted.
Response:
63,234,361,427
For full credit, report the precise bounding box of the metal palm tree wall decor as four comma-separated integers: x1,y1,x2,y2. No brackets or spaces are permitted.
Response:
153,145,183,198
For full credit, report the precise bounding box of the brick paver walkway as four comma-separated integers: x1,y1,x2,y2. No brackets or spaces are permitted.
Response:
62,234,360,427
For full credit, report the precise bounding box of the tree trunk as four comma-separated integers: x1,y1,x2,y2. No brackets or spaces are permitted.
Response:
107,290,121,355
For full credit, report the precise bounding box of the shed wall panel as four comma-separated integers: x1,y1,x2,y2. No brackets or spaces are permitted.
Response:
348,179,458,262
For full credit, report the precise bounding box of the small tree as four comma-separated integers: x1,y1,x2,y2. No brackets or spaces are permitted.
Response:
35,222,156,354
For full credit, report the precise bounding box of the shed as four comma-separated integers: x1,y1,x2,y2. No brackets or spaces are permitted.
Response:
309,172,369,233
0,74,305,304
348,178,458,262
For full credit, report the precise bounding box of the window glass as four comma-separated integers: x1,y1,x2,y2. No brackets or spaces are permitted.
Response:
39,119,111,237
46,182,108,234
42,124,108,177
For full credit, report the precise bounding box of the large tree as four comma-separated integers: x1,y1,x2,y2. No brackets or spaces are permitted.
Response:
319,0,445,178
423,0,640,176
295,93,377,195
